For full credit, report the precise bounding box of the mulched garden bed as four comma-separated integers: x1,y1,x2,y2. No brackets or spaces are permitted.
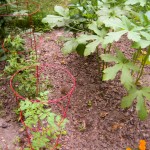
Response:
0,29,150,150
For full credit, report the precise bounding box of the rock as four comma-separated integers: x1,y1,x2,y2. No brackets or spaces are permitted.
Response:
1,122,9,128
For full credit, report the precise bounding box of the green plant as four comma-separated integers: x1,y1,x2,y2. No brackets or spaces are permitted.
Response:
24,0,69,32
2,35,38,98
20,92,68,150
43,0,150,120
0,34,25,61
4,51,37,75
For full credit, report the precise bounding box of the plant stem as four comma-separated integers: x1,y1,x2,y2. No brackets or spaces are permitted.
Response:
105,43,112,68
133,48,141,64
96,47,101,81
107,43,112,54
135,47,150,84
66,25,85,32
131,48,141,75
102,50,105,71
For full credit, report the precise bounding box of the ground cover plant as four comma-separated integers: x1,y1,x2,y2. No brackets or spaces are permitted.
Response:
43,0,150,120
0,1,70,149
1,33,68,149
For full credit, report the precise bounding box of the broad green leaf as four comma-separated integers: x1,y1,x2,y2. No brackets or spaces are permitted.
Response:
54,6,69,17
135,40,150,49
124,62,139,71
121,86,150,120
135,31,150,48
62,39,78,55
84,39,100,56
42,15,66,28
88,21,101,36
103,18,123,29
138,103,148,120
116,50,127,63
136,91,144,111
125,0,147,6
103,64,123,80
76,44,86,56
104,30,126,44
142,87,150,100
104,16,143,43
136,92,148,120
101,50,139,89
140,31,150,40
101,54,118,63
121,90,137,108
77,34,98,44
96,5,127,26
121,66,134,90
121,16,134,30
139,12,150,26
128,31,141,42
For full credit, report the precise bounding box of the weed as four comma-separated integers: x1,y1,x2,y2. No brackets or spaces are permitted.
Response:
20,92,68,150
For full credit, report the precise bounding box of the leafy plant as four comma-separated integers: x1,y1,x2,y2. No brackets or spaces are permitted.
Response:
4,50,37,75
20,93,68,150
0,34,25,61
101,50,139,90
43,0,150,120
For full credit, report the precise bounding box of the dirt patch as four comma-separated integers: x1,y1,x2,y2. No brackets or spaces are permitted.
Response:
0,73,20,149
0,118,20,150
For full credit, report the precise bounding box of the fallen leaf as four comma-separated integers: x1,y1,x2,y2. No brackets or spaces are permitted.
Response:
100,111,108,118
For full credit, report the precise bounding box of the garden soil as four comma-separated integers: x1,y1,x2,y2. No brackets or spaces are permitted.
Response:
0,29,150,150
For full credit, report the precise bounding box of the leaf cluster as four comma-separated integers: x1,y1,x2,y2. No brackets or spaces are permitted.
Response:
20,95,68,150
0,35,25,61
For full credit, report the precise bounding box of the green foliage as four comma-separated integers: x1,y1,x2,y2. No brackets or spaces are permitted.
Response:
101,50,139,90
20,95,68,150
0,1,69,149
125,0,148,6
0,35,25,61
4,52,37,75
2,34,36,68
2,35,38,98
121,86,150,120
42,6,70,29
43,0,150,120
31,0,69,32
2,34,66,149
4,35,25,52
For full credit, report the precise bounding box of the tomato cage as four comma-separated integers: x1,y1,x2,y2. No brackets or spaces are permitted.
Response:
10,64,76,150
0,1,40,29
0,1,40,57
